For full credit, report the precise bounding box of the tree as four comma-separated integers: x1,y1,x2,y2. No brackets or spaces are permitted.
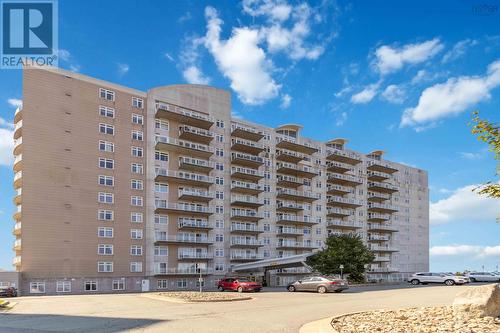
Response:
306,234,375,283
469,111,500,199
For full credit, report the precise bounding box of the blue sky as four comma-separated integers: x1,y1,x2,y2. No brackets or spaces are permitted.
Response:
0,0,499,272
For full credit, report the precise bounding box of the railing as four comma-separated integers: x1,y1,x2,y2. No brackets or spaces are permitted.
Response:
276,214,313,223
231,166,264,177
326,220,363,228
277,162,319,174
155,234,213,243
14,239,22,248
231,181,262,191
14,120,22,132
231,195,263,204
178,252,213,259
327,161,354,171
367,160,398,172
178,218,211,229
277,241,316,248
156,135,214,153
231,224,262,232
12,256,21,265
231,152,264,164
368,224,398,231
156,102,213,122
277,227,303,235
327,173,363,183
230,238,262,246
370,245,398,252
14,137,22,149
327,207,353,215
368,191,391,200
156,169,214,183
276,149,306,160
277,201,304,210
276,135,317,151
178,156,214,169
179,125,214,138
368,181,398,191
178,188,213,199
14,171,22,182
14,154,22,164
154,267,214,275
231,209,262,218
327,196,363,205
155,200,213,213
368,235,390,241
232,138,264,149
14,222,21,232
327,184,353,193
368,213,391,220
368,202,398,211
277,188,320,199
231,123,263,135
367,170,391,179
326,148,361,161
230,253,263,260
277,174,304,184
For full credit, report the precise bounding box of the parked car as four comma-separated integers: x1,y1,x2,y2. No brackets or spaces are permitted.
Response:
444,272,470,283
466,272,500,282
0,287,17,297
287,276,349,293
217,277,262,292
408,272,466,286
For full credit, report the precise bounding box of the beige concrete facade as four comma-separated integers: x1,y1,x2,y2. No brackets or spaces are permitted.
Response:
12,67,429,295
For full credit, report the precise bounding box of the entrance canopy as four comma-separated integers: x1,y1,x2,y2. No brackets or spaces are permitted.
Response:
231,253,316,272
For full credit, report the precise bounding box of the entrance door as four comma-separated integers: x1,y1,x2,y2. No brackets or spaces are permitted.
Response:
141,279,150,292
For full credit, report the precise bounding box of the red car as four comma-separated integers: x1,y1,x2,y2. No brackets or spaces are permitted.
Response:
218,277,262,292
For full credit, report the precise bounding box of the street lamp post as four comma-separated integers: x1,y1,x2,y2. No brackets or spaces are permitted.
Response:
339,264,344,279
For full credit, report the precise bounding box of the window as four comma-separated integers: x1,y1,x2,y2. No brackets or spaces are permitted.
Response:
84,281,98,291
98,192,114,204
216,119,224,128
99,88,115,101
130,245,143,256
131,163,143,174
154,246,168,256
98,210,114,221
30,282,45,294
98,261,113,272
215,177,224,185
157,280,168,289
216,163,223,171
131,147,143,157
215,234,224,242
56,281,71,293
99,123,114,135
98,244,113,255
112,280,125,291
155,119,169,130
155,151,168,162
99,105,115,118
131,229,143,239
99,158,114,169
216,148,224,157
132,97,144,109
99,140,114,152
98,227,113,238
215,206,223,214
216,134,224,142
155,182,168,193
177,279,187,288
215,263,224,272
131,212,143,223
155,214,168,224
131,180,143,190
98,175,114,186
130,262,143,272
215,220,224,228
216,191,224,199
132,130,143,141
131,196,143,206
215,248,224,257
132,113,143,125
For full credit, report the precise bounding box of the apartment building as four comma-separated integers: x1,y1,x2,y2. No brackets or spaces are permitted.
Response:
11,67,429,295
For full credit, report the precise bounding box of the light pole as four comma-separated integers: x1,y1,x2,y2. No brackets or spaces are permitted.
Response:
339,264,344,279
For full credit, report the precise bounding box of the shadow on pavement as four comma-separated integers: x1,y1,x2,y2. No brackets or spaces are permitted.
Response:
0,313,164,333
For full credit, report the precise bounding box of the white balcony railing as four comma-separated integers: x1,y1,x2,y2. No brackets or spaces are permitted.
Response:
156,169,214,183
156,135,214,153
156,102,213,122
155,200,213,214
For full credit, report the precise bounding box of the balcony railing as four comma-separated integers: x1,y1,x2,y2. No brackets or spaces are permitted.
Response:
231,180,262,192
155,234,213,244
155,200,213,214
326,148,361,164
178,217,211,229
178,188,214,200
276,149,306,162
327,184,353,194
367,160,398,174
368,181,399,193
231,166,264,180
231,209,263,219
368,202,398,212
154,267,214,275
231,152,264,165
231,195,264,206
178,156,214,170
277,201,304,210
326,161,354,173
179,125,214,139
277,241,317,249
326,207,353,216
156,169,213,184
327,173,363,185
327,196,363,207
367,224,398,232
231,224,263,233
277,188,320,201
156,102,214,129
156,135,213,155
368,213,392,221
368,235,391,242
13,256,21,265
230,254,264,261
231,138,264,151
276,227,303,235
178,252,213,260
326,219,363,229
370,245,398,252
276,174,305,187
230,238,262,246
276,135,318,154
276,214,316,225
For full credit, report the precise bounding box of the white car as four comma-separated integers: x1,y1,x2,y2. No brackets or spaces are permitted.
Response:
409,272,466,286
466,272,500,282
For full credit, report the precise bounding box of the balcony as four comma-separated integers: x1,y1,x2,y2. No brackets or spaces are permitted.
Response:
373,255,391,262
156,169,213,186
178,218,213,230
231,123,264,142
178,252,214,260
230,224,264,234
14,107,22,123
367,224,398,233
13,206,22,221
276,174,305,188
367,235,391,242
276,188,320,202
13,171,22,189
326,148,362,165
156,102,214,129
179,125,214,144
231,181,263,195
368,202,398,213
13,154,22,172
276,214,317,226
367,170,391,182
277,201,304,212
13,120,22,139
327,196,363,208
367,160,398,174
327,173,363,186
230,254,264,262
231,138,265,155
370,245,398,252
326,161,354,173
13,222,21,236
367,191,391,202
155,235,214,245
13,137,22,156
178,156,214,173
231,167,264,181
154,267,214,276
276,136,318,154
326,219,363,230
367,213,391,222
276,162,319,178
276,241,317,250
326,207,353,218
230,238,263,248
155,201,213,216
156,135,213,159
13,189,21,205
368,181,398,194
13,239,21,251
178,188,214,202
231,152,264,168
13,256,21,266
231,209,263,221
231,195,264,208
276,149,306,163
276,227,303,236
326,184,353,195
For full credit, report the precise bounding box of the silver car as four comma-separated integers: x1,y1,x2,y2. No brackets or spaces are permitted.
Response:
466,272,500,282
409,272,466,286
287,276,349,293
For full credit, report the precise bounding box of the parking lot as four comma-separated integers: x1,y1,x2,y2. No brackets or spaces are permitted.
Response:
0,284,484,333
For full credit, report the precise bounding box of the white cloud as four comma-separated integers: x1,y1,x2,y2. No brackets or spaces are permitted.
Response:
334,85,352,98
204,6,280,104
442,39,478,63
117,63,129,76
0,117,14,129
430,245,500,258
430,183,499,225
178,11,192,23
402,60,500,127
381,84,406,104
0,128,14,166
57,49,71,62
242,0,292,22
164,53,174,62
335,112,347,126
7,98,22,108
350,83,379,104
459,151,486,160
373,38,444,75
183,65,211,85
69,64,81,72
280,94,292,108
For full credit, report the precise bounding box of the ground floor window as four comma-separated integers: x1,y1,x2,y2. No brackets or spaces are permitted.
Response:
176,279,187,289
56,281,71,293
112,279,125,291
157,279,168,289
84,281,98,291
195,280,205,287
30,282,45,293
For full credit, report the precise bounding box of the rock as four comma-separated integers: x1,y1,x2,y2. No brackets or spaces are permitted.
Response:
453,284,500,318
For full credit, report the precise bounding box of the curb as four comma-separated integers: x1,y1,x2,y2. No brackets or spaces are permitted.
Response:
141,293,252,304
299,311,378,333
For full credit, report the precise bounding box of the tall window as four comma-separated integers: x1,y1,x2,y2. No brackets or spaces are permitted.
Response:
131,196,143,206
132,130,143,141
131,180,143,190
131,212,143,223
99,140,114,152
99,123,114,135
131,163,143,174
98,192,114,204
131,147,143,157
98,227,113,238
155,119,169,130
99,158,114,169
29,282,45,293
131,229,143,239
132,113,143,124
112,280,125,291
130,245,143,256
56,281,71,293
98,175,114,186
99,106,115,118
132,97,144,109
99,88,115,101
98,210,114,221
155,151,168,162
98,244,113,255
